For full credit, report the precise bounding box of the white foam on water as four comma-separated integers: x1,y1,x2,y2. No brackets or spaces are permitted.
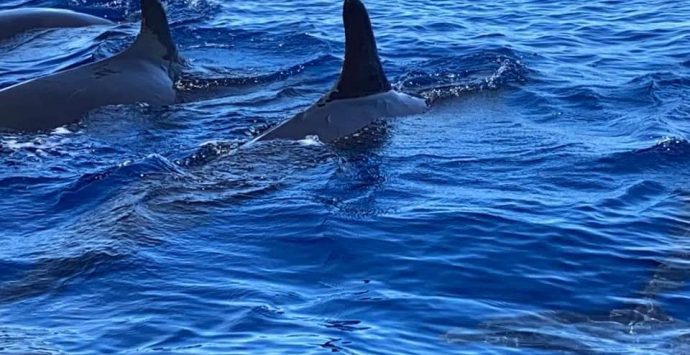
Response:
52,127,73,135
298,135,324,146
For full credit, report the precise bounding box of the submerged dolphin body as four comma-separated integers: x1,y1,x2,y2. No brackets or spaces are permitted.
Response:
0,0,179,132
252,0,428,144
0,8,113,41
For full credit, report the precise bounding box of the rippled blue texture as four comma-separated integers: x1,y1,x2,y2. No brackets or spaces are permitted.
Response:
1,0,689,354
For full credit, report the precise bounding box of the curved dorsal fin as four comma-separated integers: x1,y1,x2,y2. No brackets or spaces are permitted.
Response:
327,0,391,101
125,0,178,65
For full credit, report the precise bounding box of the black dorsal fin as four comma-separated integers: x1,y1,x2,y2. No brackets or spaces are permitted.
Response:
327,0,391,101
126,0,178,64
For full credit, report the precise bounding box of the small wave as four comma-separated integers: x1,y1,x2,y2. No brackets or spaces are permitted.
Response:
598,137,690,172
178,133,330,168
54,154,187,210
553,85,606,109
163,137,336,209
0,23,116,88
81,0,222,23
0,326,65,354
637,137,690,157
175,54,336,96
0,129,78,160
177,140,243,167
626,72,690,106
0,249,126,304
445,308,690,354
395,48,528,104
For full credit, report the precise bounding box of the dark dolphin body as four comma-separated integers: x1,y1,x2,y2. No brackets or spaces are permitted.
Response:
251,0,428,144
0,8,112,41
0,0,180,132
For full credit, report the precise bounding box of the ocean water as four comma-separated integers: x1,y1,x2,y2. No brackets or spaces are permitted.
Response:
0,0,689,353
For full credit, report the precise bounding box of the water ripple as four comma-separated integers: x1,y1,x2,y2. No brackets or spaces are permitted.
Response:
0,0,689,353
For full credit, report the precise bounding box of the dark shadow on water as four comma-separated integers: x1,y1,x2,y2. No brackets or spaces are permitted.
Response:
0,167,173,305
0,250,126,305
445,191,690,354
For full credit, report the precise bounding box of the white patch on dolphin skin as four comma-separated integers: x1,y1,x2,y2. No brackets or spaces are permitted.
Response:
253,90,428,144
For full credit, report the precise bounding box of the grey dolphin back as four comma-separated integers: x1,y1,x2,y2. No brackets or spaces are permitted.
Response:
0,8,112,41
0,0,179,132
124,0,179,66
249,0,429,144
327,0,391,101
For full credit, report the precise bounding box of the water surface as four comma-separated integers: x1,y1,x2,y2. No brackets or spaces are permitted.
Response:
0,0,689,353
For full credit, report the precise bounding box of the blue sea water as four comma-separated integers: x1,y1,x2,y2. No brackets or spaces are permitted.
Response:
0,0,689,353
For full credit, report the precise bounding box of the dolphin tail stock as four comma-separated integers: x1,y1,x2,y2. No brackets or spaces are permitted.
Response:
325,0,392,102
123,0,180,72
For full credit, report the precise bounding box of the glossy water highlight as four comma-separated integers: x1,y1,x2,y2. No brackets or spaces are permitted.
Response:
0,0,689,354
